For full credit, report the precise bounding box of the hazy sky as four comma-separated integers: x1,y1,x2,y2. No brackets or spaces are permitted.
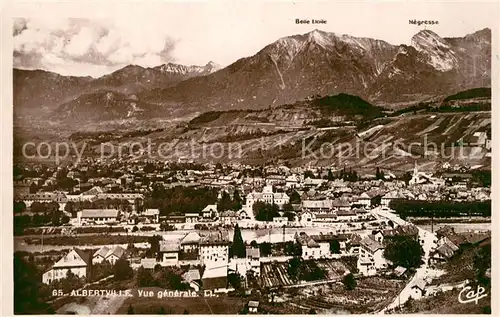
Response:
12,1,497,77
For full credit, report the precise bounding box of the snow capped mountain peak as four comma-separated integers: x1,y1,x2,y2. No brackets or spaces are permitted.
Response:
306,29,331,47
205,61,221,72
411,30,450,51
155,62,219,75
411,29,458,72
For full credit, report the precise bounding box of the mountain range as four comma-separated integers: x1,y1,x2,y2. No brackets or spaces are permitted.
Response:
13,28,491,127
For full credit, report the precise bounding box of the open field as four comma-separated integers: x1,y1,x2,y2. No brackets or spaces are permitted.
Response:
289,277,407,314
396,288,490,314
116,289,248,314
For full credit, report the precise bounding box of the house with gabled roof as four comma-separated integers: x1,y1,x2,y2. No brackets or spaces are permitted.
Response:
202,265,232,294
180,232,201,252
295,232,322,259
92,246,110,264
183,269,202,291
159,240,181,266
42,248,92,284
358,235,387,275
143,209,160,223
410,278,427,299
76,209,119,226
92,245,126,265
201,204,218,219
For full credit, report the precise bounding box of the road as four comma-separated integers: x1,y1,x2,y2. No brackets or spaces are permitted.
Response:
371,207,438,314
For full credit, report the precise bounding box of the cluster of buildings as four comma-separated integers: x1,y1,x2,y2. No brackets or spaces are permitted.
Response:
42,245,126,284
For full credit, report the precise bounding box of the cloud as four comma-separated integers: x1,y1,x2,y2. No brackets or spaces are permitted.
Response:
13,17,177,77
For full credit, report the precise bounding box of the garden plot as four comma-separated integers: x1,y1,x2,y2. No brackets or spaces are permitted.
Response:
260,259,353,288
260,262,294,288
289,277,406,314
316,260,350,279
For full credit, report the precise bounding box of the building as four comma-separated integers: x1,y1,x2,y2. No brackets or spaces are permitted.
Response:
248,301,260,313
201,204,218,219
159,240,180,266
356,193,371,207
295,232,324,259
202,265,231,294
200,231,230,267
245,185,290,209
285,175,300,188
96,193,144,204
347,234,362,254
183,269,201,291
143,209,160,223
410,279,427,300
299,211,314,225
374,225,420,244
301,199,332,213
245,247,261,276
42,248,92,284
358,236,386,275
180,232,201,252
220,210,238,225
273,216,288,225
336,209,357,222
92,245,126,265
76,209,119,226
185,213,200,223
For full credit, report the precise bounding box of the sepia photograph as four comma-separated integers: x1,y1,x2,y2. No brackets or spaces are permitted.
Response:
9,1,496,315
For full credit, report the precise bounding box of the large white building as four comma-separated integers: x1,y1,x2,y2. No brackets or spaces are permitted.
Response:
200,231,230,267
358,236,387,276
245,185,290,210
76,209,119,226
42,248,91,284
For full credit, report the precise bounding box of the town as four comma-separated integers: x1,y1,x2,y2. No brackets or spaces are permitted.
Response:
13,159,491,314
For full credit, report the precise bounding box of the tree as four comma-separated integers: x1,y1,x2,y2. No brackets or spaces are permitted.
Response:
329,240,341,254
289,190,301,204
384,236,423,269
376,167,385,180
327,169,334,181
252,202,279,221
402,172,412,185
127,304,135,314
474,244,491,286
232,190,243,210
308,308,317,314
259,242,272,257
288,257,302,281
230,224,246,258
183,308,189,314
14,201,26,214
250,240,258,248
343,273,357,290
148,235,162,259
51,212,61,226
14,255,52,314
137,267,154,287
228,273,242,290
304,170,315,179
114,258,133,281
217,191,233,212
284,241,302,256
